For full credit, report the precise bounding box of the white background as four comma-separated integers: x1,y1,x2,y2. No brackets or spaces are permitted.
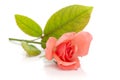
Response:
0,0,120,80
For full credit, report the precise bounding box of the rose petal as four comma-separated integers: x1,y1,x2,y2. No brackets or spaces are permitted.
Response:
72,31,92,56
54,54,76,66
45,37,57,60
55,42,67,61
58,58,80,70
56,32,76,46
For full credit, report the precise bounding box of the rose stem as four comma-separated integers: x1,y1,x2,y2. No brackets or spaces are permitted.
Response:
9,38,41,44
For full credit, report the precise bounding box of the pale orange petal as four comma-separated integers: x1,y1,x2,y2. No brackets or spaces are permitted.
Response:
54,54,80,70
58,58,80,70
54,54,76,66
45,37,57,60
72,31,92,56
56,32,76,46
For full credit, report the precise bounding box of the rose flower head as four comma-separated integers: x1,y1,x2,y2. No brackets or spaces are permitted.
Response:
45,31,92,70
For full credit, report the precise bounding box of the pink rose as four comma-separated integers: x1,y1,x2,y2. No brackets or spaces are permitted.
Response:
45,31,92,70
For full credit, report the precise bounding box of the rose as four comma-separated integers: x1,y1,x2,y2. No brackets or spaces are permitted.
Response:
45,31,92,70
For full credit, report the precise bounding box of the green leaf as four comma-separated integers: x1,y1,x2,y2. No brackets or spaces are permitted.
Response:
21,42,41,56
15,14,42,37
41,5,93,48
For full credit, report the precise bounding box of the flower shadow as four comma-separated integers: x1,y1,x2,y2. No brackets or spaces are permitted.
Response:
43,62,86,80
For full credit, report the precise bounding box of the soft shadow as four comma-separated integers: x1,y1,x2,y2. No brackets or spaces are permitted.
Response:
43,62,86,80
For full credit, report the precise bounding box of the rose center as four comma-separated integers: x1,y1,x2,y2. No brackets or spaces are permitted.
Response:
55,41,75,62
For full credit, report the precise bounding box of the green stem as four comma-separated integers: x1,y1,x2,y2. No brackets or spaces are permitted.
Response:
31,37,41,41
9,38,41,44
39,55,45,58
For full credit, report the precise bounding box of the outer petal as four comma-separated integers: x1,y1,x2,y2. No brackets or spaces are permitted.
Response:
72,31,92,56
54,54,76,66
56,32,76,46
54,54,80,70
58,58,80,70
45,37,57,60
